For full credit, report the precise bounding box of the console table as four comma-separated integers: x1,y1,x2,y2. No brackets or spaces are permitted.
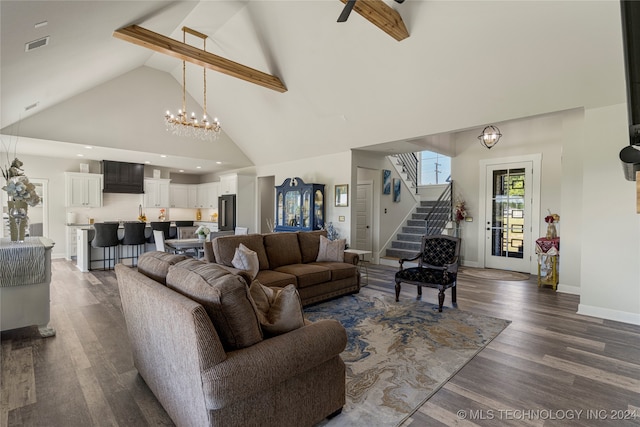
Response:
0,237,56,336
535,237,559,291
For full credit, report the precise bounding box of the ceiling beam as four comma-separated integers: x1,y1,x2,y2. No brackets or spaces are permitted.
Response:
113,25,287,93
340,0,409,41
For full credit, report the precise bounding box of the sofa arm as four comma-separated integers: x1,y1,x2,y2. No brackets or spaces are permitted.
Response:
201,319,347,410
343,251,359,265
203,241,215,263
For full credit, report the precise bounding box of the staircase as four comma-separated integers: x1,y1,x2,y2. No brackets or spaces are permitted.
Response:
384,182,454,260
392,153,419,194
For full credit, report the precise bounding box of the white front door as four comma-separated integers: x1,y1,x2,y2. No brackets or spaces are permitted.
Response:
484,161,533,272
355,183,373,252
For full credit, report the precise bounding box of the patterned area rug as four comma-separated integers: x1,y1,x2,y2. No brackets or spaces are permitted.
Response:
305,288,510,427
458,267,530,281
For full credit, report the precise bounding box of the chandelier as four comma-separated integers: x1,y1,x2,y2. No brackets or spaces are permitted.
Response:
477,125,502,149
164,27,221,141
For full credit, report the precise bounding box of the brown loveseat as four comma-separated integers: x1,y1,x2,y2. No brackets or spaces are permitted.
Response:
203,230,360,306
116,252,347,427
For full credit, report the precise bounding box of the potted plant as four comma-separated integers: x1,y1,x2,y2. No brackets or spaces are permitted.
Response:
195,225,210,241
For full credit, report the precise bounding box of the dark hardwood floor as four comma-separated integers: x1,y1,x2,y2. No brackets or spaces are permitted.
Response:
2,260,639,426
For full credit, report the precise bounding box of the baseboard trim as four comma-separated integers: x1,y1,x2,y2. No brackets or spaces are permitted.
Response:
556,284,580,295
577,304,640,326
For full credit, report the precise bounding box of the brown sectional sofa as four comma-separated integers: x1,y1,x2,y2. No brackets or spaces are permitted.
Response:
203,230,361,306
116,251,347,427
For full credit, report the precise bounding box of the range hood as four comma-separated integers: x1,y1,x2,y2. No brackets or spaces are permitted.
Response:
102,160,145,194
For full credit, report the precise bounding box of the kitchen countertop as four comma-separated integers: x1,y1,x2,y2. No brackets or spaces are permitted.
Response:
66,221,218,227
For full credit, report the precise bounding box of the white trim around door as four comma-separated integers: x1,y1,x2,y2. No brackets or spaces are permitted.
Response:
477,154,542,275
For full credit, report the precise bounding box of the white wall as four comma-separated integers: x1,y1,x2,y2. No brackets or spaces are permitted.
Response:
578,103,640,324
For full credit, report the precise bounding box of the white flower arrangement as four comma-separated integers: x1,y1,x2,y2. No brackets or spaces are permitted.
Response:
1,158,41,206
195,225,210,237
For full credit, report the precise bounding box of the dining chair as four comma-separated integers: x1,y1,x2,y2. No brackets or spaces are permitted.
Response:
177,226,198,239
154,230,167,252
235,227,249,235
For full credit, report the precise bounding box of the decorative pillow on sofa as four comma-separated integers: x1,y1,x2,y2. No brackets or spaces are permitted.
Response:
297,230,327,263
249,281,305,336
166,259,263,351
316,235,346,262
231,243,259,279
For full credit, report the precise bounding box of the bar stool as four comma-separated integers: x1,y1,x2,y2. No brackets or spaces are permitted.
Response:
149,221,171,244
120,222,147,267
175,221,194,227
91,222,120,270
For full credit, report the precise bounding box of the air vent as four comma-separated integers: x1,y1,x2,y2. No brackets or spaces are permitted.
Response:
25,36,50,52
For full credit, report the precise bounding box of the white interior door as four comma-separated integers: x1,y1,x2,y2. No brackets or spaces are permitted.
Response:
356,183,372,252
484,162,532,272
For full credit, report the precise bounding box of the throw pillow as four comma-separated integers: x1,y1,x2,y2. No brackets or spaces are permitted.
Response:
231,243,259,279
249,281,305,336
316,235,346,262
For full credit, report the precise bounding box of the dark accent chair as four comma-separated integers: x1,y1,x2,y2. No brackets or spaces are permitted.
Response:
394,235,461,312
91,222,120,270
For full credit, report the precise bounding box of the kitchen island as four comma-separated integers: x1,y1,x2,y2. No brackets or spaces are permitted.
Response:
72,221,219,271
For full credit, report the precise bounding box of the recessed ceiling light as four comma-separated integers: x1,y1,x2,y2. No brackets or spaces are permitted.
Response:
84,146,93,149
179,170,184,173
216,161,222,164
196,166,201,169
160,155,167,158
144,161,151,164
77,154,84,157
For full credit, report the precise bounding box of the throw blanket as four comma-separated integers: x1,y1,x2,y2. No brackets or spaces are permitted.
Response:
0,237,46,287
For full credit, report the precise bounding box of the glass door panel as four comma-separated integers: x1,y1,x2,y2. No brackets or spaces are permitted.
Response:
485,163,531,272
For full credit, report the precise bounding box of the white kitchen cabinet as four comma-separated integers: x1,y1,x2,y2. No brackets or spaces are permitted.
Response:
196,182,218,209
144,178,170,208
219,173,237,195
65,172,103,208
188,186,198,208
170,184,189,208
196,182,219,209
207,182,219,208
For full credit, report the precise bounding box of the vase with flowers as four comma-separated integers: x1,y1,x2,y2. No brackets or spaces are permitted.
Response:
544,210,560,239
195,225,210,241
453,197,467,237
2,158,41,242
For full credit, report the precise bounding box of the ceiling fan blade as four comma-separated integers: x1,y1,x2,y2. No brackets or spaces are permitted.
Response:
337,0,356,22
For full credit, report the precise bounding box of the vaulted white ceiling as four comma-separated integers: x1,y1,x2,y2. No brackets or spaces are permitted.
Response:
0,0,627,175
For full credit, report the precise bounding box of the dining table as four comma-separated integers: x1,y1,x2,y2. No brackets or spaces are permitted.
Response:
164,238,205,258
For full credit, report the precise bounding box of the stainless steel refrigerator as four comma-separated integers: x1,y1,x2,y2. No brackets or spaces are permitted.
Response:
218,194,236,231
